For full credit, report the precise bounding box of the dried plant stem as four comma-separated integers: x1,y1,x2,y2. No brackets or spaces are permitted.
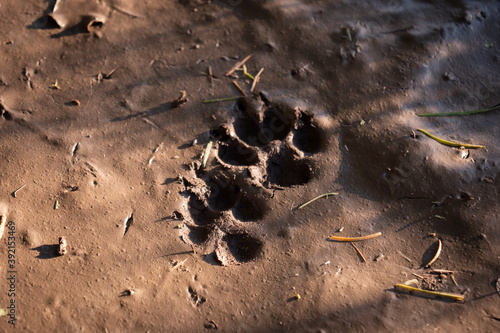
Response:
251,68,264,92
350,242,366,262
226,54,253,76
329,232,382,242
298,192,338,209
395,284,464,302
201,140,213,170
417,129,485,149
232,81,247,96
203,97,240,103
417,103,500,117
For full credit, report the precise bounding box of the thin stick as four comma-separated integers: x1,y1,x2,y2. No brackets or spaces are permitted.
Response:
12,184,26,198
226,54,253,76
232,80,247,96
430,269,455,274
298,192,338,209
451,275,459,287
329,232,382,242
417,129,485,149
399,252,413,263
171,258,188,271
201,140,213,170
417,103,500,117
251,68,264,92
208,65,213,85
203,97,240,103
394,284,464,302
350,242,366,262
424,239,442,267
0,215,6,241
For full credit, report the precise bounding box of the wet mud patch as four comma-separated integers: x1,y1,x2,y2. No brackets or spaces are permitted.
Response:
215,231,263,266
218,139,260,166
267,145,314,187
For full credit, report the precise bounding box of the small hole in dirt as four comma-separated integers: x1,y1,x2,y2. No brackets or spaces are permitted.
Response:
267,148,314,187
232,193,267,222
225,232,263,263
206,170,241,211
187,225,213,244
293,112,325,154
218,139,259,166
188,195,221,225
261,103,296,142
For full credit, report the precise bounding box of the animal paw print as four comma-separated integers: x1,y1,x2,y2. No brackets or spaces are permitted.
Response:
180,94,325,265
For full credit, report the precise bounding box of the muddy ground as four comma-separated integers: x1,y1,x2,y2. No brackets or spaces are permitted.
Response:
1,0,500,332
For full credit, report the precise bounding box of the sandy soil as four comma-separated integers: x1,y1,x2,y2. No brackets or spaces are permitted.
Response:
1,0,500,332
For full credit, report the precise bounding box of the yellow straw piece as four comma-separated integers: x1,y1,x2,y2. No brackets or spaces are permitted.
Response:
328,232,381,242
395,284,464,302
417,129,484,149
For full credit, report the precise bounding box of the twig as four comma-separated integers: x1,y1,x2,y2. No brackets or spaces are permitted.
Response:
203,97,240,103
394,284,464,302
298,192,338,209
251,68,264,93
417,103,500,117
417,129,485,149
232,80,247,96
226,54,253,76
350,242,366,262
12,184,26,198
210,320,219,330
430,269,455,274
148,142,163,165
208,65,213,85
412,273,439,289
451,275,459,287
171,258,188,271
329,232,381,242
201,140,213,170
400,252,413,263
424,239,442,267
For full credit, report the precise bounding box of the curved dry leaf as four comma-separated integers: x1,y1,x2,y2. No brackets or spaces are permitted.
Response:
424,239,442,267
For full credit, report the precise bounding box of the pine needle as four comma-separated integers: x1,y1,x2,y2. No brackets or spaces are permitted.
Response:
417,129,485,149
417,103,500,117
203,97,240,103
297,192,338,209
